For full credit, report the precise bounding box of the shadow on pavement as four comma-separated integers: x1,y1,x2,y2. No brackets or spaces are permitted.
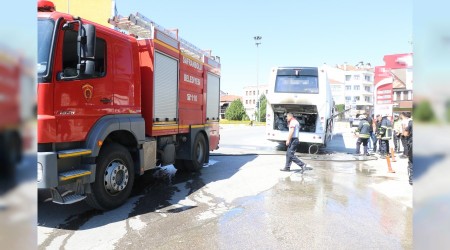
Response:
38,155,257,231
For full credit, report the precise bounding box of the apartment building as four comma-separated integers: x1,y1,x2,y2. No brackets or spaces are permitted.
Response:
242,84,269,120
324,63,374,118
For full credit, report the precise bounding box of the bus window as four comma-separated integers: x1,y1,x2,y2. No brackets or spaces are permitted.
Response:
274,75,319,94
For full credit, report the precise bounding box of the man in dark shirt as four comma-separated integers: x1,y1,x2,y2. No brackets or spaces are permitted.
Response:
367,114,374,152
404,119,413,185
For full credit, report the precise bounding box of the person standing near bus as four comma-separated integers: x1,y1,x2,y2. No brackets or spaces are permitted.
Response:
280,113,308,173
354,115,371,156
378,114,393,158
404,117,413,185
393,114,402,153
373,114,381,153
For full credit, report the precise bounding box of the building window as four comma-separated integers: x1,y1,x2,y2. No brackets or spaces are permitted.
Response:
353,75,360,80
266,90,268,94
354,96,360,102
364,86,370,92
252,91,255,95
246,100,248,104
345,96,351,101
345,75,351,81
253,99,255,104
365,96,371,102
345,85,352,91
246,91,248,96
365,75,371,81
354,85,360,91
404,91,409,100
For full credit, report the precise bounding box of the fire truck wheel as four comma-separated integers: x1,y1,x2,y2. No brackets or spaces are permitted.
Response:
0,132,21,177
86,143,134,210
185,134,207,172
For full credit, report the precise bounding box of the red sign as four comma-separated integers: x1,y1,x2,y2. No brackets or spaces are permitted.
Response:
374,66,391,84
374,66,393,104
376,83,393,104
383,53,412,69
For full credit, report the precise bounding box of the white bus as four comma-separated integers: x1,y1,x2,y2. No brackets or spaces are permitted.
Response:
265,66,334,150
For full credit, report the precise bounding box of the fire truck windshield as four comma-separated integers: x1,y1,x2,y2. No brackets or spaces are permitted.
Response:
38,19,55,78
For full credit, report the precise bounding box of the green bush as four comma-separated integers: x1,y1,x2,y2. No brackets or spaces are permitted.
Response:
225,99,246,121
414,100,437,122
242,114,250,121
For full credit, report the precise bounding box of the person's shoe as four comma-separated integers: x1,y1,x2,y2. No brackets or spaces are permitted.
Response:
280,167,290,172
300,165,306,174
365,153,370,156
400,155,408,159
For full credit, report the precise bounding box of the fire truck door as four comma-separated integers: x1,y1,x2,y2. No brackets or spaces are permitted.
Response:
53,29,113,142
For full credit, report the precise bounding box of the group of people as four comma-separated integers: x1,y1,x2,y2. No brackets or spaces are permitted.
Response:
279,111,413,185
354,112,413,185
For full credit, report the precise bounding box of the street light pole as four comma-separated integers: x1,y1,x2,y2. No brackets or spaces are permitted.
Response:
254,36,262,122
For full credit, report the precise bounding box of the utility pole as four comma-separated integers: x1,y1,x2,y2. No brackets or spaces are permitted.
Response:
254,36,262,122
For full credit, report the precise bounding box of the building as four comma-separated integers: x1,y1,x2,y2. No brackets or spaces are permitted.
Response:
242,84,269,120
324,63,374,118
329,79,345,105
52,0,116,27
373,53,413,117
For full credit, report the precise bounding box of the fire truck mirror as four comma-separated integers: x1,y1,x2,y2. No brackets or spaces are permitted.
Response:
78,24,96,76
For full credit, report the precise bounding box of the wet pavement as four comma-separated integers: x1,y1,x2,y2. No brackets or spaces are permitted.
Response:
37,123,412,249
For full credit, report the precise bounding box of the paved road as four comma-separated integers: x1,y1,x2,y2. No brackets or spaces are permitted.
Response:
0,152,37,250
38,125,412,249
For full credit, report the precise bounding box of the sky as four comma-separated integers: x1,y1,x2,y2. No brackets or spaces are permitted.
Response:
0,2,36,61
0,0,412,96
116,0,412,95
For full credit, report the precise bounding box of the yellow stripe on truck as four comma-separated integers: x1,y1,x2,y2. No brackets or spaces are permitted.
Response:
58,150,92,158
59,171,92,181
152,124,207,130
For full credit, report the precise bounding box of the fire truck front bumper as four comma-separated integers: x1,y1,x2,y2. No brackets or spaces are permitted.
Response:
37,152,58,189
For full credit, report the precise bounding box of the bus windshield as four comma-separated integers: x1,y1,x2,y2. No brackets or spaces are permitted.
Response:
274,75,319,94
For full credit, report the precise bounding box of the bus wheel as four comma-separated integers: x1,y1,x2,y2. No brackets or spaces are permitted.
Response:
185,134,207,172
86,143,134,210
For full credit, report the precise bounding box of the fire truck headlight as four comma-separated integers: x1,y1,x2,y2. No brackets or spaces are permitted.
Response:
37,162,43,182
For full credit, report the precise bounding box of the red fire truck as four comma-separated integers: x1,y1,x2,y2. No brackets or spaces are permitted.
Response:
0,49,25,176
37,0,221,210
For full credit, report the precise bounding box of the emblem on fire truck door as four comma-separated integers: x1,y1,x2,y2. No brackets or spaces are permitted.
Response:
82,83,93,102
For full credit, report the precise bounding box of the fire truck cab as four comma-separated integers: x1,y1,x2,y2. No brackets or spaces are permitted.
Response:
37,0,221,210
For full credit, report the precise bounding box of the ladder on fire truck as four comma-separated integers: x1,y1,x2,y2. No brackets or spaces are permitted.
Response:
108,13,219,63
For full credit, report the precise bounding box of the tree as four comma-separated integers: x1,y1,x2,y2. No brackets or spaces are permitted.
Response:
413,100,437,122
257,94,267,122
225,99,246,121
335,104,345,120
446,100,450,123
